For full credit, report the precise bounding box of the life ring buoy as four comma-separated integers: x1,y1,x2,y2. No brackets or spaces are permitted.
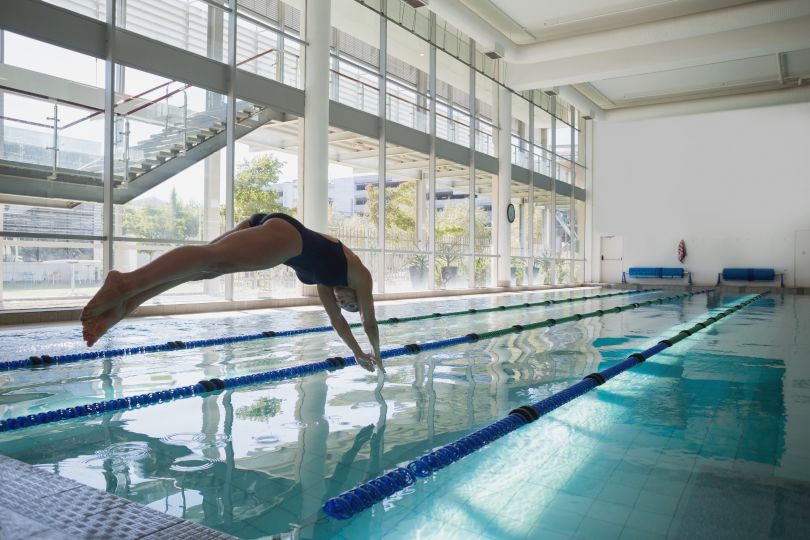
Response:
677,239,687,263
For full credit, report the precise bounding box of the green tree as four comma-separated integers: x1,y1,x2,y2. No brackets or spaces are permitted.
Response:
232,155,291,222
122,188,200,240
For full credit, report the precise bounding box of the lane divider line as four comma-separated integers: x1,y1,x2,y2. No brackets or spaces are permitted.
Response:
321,292,765,520
0,289,658,372
0,290,705,435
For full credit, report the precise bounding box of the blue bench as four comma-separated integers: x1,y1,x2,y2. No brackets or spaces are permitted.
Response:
622,267,692,284
717,268,784,287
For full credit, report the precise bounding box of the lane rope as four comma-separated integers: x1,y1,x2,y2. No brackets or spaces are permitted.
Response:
0,289,658,372
0,290,702,434
321,292,765,520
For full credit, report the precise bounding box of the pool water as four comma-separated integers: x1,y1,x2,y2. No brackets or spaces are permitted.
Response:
1,288,809,539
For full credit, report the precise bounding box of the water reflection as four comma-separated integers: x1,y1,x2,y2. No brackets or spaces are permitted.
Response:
4,291,790,539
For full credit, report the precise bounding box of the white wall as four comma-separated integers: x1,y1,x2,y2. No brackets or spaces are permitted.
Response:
591,101,810,286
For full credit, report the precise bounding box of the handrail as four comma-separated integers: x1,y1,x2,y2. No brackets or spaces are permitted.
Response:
0,84,101,113
332,68,478,132
61,47,280,130
0,114,53,129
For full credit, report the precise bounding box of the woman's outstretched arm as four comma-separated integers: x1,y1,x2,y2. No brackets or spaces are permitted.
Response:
353,269,382,371
317,284,379,372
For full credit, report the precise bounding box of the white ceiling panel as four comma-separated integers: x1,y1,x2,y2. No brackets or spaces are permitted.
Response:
592,55,780,101
434,0,810,115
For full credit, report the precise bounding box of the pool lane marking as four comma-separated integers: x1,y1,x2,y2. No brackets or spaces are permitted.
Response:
1,288,658,372
0,289,707,434
321,292,767,520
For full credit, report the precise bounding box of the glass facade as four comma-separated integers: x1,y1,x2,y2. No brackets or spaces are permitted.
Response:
0,0,588,311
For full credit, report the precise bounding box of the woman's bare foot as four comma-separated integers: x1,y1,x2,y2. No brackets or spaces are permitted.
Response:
82,270,130,321
82,303,126,347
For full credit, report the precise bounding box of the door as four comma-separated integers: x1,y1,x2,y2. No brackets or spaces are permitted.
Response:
796,230,810,287
600,235,623,283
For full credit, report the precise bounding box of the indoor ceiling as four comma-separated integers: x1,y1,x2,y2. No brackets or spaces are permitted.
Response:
428,0,810,118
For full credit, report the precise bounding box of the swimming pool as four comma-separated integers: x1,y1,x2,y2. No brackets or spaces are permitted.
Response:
1,288,808,539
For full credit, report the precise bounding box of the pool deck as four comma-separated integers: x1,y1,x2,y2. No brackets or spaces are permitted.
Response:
0,454,236,540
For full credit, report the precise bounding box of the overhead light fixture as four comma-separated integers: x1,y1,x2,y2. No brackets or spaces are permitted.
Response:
403,0,428,7
543,88,558,96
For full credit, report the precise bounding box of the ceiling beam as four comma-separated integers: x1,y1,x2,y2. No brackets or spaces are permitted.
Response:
507,16,810,90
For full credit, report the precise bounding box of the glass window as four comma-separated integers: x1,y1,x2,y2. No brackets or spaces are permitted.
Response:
237,14,301,88
436,50,470,147
474,173,493,287
509,180,529,287
555,117,573,163
532,187,552,285
386,22,429,132
330,0,381,114
42,0,107,20
326,129,380,292
0,33,105,309
575,163,586,190
511,94,530,167
575,119,586,166
385,0,430,42
554,192,572,261
231,110,300,300
435,160,470,289
119,0,230,62
575,199,585,260
475,72,496,156
383,144,429,292
113,66,231,303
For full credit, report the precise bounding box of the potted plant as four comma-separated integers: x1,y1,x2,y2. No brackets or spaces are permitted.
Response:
511,257,527,285
436,236,463,287
405,252,429,288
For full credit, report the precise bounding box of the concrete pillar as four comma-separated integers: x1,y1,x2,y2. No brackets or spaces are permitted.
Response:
0,204,4,305
496,70,511,287
203,153,221,296
584,118,594,282
102,0,117,274
300,0,330,234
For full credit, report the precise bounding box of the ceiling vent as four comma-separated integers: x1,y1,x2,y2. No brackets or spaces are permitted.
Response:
581,115,593,121
403,0,428,8
542,88,558,96
485,42,505,60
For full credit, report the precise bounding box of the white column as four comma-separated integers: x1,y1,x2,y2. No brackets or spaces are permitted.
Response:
427,14,437,290
0,204,4,305
224,0,237,300
203,153,221,296
496,72,511,287
584,118,594,282
467,40,476,289
549,98,557,284
0,31,4,303
102,0,116,274
301,0,330,234
377,4,387,293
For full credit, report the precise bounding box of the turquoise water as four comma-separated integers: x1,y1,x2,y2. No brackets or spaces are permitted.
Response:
1,288,809,539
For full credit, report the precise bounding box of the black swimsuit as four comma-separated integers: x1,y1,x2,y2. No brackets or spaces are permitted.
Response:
248,213,349,287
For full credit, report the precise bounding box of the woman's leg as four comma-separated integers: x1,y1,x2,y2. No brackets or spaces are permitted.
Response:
83,219,301,318
81,218,302,324
82,270,227,346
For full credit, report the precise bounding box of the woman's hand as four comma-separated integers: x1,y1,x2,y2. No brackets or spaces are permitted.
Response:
356,352,385,374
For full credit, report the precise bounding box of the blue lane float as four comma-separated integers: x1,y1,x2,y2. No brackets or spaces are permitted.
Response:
0,288,658,372
0,289,703,435
321,292,767,520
